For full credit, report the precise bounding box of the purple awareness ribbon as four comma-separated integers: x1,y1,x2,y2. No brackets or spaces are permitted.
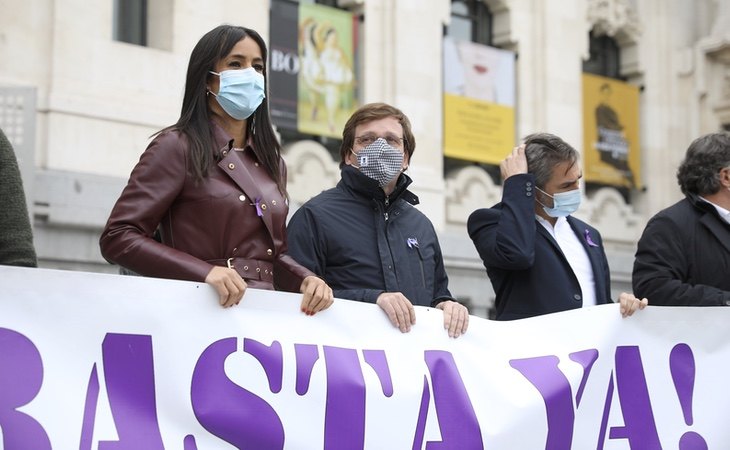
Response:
254,197,263,217
584,229,599,247
407,237,419,248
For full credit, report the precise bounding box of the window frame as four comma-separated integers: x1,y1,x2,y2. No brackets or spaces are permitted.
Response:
447,0,493,46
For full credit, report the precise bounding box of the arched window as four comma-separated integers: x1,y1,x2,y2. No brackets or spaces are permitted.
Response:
583,31,622,80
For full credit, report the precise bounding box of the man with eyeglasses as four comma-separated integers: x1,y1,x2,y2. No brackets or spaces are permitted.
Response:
287,103,469,338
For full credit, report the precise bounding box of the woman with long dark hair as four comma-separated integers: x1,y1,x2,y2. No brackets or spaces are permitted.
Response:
100,25,333,313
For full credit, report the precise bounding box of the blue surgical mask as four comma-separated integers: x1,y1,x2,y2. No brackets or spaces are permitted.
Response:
209,68,265,120
536,186,582,217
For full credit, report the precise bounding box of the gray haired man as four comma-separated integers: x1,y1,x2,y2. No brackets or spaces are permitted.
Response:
633,132,730,305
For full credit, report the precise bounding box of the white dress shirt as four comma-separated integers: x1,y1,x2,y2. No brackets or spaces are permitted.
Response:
536,215,597,307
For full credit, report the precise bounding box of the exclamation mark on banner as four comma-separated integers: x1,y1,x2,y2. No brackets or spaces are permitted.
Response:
670,343,707,450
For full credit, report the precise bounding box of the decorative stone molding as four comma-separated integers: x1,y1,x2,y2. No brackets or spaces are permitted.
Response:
444,165,642,243
702,39,730,66
445,166,501,225
579,187,643,242
282,140,340,206
587,0,641,44
709,0,730,39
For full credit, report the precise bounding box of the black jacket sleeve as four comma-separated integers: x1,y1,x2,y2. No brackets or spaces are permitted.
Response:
633,215,730,306
467,174,537,270
0,128,37,267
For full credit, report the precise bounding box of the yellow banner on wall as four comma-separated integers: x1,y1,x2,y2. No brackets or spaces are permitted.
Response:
582,73,641,188
444,94,514,164
443,37,515,164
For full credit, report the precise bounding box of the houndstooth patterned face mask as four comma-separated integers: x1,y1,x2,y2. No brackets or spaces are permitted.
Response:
352,138,404,187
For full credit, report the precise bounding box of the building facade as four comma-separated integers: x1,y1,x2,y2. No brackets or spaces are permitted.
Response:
1,0,728,317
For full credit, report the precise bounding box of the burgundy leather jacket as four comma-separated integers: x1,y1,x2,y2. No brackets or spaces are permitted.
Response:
100,121,313,292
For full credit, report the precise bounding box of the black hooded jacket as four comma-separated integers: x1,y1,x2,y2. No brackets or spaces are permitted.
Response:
287,166,454,307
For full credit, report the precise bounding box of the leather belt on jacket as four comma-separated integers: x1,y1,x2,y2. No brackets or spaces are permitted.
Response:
207,257,274,283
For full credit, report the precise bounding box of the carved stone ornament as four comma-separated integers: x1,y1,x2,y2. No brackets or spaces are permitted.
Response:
587,0,641,43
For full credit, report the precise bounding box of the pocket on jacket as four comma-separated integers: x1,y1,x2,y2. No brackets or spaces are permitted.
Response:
413,245,435,293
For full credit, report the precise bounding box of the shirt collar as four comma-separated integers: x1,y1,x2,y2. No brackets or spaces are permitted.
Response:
535,215,567,237
209,118,255,151
699,195,730,224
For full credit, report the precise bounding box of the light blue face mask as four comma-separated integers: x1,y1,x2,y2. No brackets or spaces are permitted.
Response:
209,68,265,120
536,186,582,217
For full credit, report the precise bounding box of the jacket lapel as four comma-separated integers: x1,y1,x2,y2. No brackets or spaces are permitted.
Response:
535,221,564,256
217,149,276,239
700,212,730,254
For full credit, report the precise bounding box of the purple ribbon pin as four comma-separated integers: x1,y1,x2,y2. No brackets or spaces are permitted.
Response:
254,197,263,217
407,237,419,248
584,229,598,247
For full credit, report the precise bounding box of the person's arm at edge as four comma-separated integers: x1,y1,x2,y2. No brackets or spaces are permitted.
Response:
0,128,37,267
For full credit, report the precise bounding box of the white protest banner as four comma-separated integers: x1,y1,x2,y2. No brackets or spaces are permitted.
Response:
1,265,728,449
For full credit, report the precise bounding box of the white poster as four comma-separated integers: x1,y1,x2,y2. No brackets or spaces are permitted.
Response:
1,266,727,449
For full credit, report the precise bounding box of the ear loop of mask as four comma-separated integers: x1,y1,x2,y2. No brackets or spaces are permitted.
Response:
534,185,553,209
206,71,218,97
349,149,361,168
